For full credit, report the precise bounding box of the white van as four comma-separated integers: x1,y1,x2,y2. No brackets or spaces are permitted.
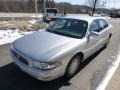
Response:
43,8,65,21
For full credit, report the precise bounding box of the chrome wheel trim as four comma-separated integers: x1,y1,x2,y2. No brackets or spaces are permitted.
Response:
68,58,79,76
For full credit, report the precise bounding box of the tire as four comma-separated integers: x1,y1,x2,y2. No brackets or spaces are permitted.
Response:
65,55,82,79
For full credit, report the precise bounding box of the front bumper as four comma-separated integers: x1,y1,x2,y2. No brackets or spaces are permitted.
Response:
17,62,65,81
10,49,66,81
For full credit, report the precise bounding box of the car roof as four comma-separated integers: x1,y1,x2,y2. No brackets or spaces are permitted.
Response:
63,15,106,23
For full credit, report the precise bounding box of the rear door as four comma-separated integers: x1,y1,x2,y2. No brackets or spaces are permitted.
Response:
97,19,110,46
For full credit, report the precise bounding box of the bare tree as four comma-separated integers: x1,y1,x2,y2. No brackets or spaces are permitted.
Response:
86,0,102,16
45,0,55,8
38,0,44,12
50,0,55,8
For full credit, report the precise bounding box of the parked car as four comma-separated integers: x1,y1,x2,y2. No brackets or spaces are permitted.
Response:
110,13,120,18
43,8,65,21
10,16,112,81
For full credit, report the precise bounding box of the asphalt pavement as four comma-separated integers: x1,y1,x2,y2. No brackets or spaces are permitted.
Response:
0,19,120,90
106,65,120,90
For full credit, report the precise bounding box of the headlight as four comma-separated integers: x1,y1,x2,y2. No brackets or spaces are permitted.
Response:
32,60,62,70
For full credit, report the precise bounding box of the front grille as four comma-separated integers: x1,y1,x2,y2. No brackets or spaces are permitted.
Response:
12,50,29,65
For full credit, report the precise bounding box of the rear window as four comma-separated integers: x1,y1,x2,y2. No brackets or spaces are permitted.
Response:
46,9,57,13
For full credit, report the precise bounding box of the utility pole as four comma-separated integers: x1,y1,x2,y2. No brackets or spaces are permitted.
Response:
109,0,111,9
35,0,38,19
44,0,46,13
114,0,116,9
91,0,98,16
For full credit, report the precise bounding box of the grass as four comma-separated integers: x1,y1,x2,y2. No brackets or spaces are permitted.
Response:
0,17,48,31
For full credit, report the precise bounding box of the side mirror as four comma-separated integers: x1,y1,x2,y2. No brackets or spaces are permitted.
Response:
88,31,100,37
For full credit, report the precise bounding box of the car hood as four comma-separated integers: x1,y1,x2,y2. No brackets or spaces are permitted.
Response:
12,30,75,62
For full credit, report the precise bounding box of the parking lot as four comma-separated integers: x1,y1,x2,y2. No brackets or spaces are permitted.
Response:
0,18,120,90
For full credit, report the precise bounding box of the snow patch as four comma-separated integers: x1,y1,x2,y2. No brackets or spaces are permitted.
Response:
0,29,33,45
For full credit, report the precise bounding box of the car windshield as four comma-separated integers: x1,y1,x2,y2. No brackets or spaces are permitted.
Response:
47,18,88,39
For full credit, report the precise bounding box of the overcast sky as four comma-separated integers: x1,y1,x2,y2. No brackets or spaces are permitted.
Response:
55,0,120,9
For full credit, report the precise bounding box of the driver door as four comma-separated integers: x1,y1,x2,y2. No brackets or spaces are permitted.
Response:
85,20,101,57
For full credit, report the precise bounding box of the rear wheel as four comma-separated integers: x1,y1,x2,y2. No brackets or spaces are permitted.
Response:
65,55,82,78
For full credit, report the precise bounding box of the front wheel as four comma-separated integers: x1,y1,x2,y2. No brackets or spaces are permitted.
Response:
65,55,81,78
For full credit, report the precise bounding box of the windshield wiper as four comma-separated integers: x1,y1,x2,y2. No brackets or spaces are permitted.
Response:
47,29,82,38
47,29,63,35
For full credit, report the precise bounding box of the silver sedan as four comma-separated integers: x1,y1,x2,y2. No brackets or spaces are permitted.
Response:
10,16,112,81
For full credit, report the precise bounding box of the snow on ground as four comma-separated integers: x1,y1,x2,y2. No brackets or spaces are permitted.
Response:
0,29,34,45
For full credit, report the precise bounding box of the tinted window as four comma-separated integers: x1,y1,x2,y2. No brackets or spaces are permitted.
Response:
89,20,101,32
98,19,108,29
46,9,57,13
47,18,88,39
103,20,108,28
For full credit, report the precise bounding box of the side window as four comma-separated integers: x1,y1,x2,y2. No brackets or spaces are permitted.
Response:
89,20,100,32
52,19,67,30
103,20,108,28
98,19,108,30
